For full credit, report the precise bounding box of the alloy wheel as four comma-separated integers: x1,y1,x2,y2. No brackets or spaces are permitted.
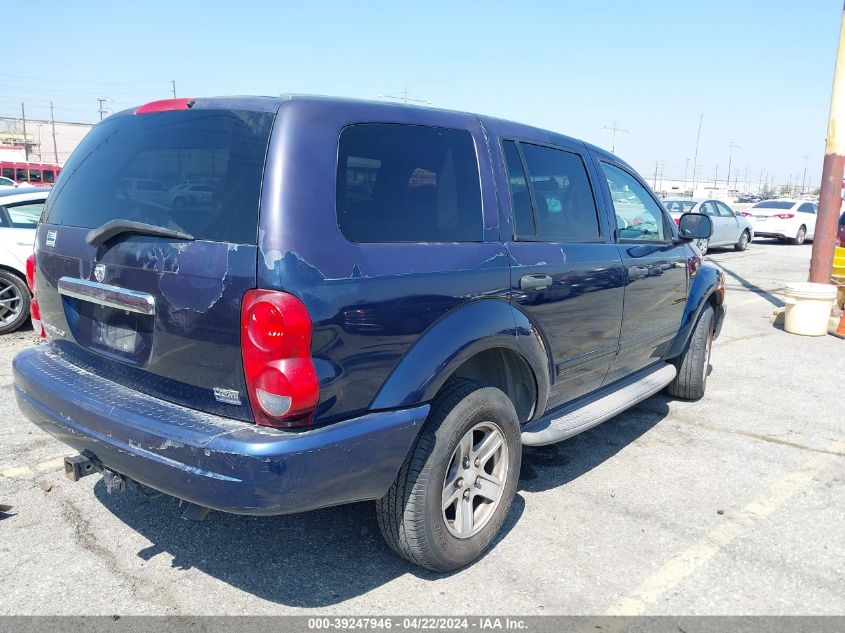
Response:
441,422,508,539
0,279,23,328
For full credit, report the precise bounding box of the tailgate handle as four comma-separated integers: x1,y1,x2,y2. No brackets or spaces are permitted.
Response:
57,277,156,316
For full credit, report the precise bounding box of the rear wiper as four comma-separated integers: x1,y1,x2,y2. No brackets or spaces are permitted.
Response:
86,219,195,246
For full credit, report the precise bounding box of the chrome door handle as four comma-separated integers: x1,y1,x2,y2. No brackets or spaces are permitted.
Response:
520,274,553,291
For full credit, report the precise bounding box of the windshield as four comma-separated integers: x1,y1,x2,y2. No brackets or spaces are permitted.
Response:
45,108,275,244
751,201,795,210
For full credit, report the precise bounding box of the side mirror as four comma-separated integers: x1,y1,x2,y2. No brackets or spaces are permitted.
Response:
678,213,713,240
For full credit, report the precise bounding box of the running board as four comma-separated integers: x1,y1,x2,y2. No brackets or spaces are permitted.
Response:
521,362,677,446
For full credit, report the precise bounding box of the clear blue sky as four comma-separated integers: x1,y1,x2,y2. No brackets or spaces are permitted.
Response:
1,0,841,187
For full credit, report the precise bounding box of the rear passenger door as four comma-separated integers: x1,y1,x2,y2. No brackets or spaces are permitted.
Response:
715,201,740,245
797,203,817,238
499,139,625,410
598,161,689,382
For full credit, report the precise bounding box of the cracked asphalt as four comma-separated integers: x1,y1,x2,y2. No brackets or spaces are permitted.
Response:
0,239,843,615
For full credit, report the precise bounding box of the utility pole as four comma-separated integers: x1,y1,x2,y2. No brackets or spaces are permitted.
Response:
601,121,628,153
683,158,690,194
801,154,811,194
691,114,703,196
725,140,740,193
49,101,58,164
97,98,109,121
171,80,177,98
20,103,28,162
810,1,845,283
653,160,660,189
744,166,749,193
714,164,719,187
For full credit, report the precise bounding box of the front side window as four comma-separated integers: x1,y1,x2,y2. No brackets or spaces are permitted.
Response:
798,203,815,214
601,162,667,242
336,123,482,242
518,143,601,241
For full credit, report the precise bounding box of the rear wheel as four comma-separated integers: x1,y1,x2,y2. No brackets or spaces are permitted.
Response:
0,271,30,334
696,238,709,256
790,225,807,245
376,379,521,572
734,230,750,251
666,304,714,400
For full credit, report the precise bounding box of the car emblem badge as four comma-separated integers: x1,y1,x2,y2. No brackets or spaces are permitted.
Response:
94,264,106,283
45,230,57,247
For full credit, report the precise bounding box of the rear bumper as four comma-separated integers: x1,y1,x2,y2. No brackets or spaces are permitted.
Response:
13,345,427,515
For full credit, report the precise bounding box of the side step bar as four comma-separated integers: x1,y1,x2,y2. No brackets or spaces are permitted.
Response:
521,362,677,446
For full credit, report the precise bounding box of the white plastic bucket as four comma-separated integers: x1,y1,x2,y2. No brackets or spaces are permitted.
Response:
782,282,838,336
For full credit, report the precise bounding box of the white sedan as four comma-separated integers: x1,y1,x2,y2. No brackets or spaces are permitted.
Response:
740,199,817,245
0,188,49,333
663,199,754,255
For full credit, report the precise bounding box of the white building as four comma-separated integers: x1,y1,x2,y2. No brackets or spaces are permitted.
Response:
0,116,94,165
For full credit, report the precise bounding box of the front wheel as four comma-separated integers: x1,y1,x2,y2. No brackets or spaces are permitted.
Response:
666,304,714,400
376,379,521,572
790,226,807,245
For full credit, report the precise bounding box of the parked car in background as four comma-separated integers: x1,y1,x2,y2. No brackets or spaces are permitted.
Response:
0,176,20,189
663,199,753,255
14,96,724,571
740,199,817,245
0,188,49,333
168,183,214,207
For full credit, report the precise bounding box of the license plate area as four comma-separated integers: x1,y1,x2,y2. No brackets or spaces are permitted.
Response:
70,300,154,365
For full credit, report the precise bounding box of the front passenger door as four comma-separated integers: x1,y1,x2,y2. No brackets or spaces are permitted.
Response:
599,162,689,382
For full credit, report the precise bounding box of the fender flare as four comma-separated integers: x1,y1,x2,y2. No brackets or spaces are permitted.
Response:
665,264,725,359
370,298,551,415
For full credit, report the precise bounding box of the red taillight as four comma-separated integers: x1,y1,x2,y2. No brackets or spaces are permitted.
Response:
740,211,751,217
25,253,35,291
241,290,319,428
775,213,795,219
26,253,45,339
673,217,681,226
135,98,195,115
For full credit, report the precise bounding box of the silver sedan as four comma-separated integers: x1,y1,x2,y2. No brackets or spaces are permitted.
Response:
663,199,754,255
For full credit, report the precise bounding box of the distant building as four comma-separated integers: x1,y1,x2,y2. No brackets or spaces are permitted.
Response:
0,116,94,165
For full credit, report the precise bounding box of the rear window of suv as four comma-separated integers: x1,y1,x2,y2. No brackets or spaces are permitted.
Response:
45,108,275,244
336,123,482,242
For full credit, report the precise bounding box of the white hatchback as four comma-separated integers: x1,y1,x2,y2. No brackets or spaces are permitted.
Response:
741,199,817,245
0,188,49,333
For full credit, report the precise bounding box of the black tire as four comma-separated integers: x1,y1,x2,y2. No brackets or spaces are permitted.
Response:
0,271,30,334
790,225,807,245
734,230,750,251
375,379,521,572
666,304,714,400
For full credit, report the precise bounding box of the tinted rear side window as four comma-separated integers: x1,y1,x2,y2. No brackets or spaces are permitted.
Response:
336,123,482,242
502,140,535,236
45,109,275,244
519,143,601,242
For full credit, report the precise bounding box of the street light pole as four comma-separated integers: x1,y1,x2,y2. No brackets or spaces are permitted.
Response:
691,114,703,197
601,121,628,153
809,1,845,283
726,140,740,193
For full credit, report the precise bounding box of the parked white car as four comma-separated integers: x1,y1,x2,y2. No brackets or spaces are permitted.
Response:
0,188,49,333
663,198,754,255
0,176,19,189
741,199,817,245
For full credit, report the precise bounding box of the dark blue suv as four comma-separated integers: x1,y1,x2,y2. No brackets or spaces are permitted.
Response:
13,95,723,571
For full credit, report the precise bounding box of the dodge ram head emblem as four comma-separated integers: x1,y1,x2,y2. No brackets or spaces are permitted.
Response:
94,264,106,283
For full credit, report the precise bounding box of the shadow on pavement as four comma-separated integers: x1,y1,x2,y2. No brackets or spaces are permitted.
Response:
93,477,525,607
520,396,669,492
90,395,670,605
709,260,785,308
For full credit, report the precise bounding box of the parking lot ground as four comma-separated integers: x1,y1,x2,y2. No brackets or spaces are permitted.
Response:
0,240,843,616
